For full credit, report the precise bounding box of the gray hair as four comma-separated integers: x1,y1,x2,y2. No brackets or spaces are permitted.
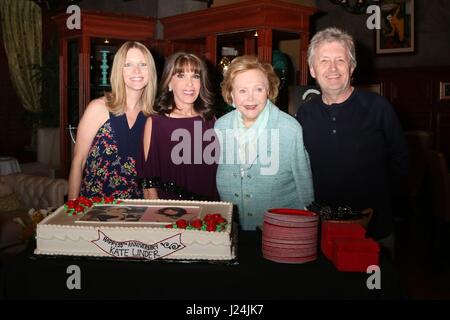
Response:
307,27,357,69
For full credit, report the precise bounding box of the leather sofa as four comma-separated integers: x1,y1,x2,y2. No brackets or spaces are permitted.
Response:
0,173,68,259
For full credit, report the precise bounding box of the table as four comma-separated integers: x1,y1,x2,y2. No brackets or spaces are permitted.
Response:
0,157,21,175
0,231,406,300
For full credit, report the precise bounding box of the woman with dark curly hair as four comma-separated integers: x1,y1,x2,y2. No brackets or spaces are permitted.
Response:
138,52,219,201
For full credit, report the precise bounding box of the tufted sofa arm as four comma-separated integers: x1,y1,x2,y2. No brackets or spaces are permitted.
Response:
2,173,68,210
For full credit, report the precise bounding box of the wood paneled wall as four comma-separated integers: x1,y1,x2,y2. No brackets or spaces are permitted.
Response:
375,66,450,160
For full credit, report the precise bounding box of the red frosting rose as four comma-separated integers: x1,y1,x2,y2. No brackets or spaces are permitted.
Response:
74,205,85,213
77,196,90,206
206,220,217,230
190,219,203,229
104,196,115,203
216,217,226,224
167,214,228,231
176,219,188,229
66,199,77,208
65,196,123,216
91,197,102,203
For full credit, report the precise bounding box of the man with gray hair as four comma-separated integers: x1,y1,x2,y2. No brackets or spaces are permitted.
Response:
296,27,409,257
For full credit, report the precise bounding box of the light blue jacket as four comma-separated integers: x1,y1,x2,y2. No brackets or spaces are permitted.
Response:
215,103,314,230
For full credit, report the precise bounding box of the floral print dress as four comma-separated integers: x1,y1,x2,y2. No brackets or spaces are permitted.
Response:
80,112,146,199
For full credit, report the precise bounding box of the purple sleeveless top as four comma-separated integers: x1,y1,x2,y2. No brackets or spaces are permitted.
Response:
138,114,219,201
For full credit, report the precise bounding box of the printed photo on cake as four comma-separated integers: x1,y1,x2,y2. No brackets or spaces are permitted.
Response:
140,206,202,223
77,205,148,223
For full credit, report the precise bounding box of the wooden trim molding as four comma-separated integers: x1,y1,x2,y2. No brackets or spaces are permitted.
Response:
52,11,156,39
161,0,316,40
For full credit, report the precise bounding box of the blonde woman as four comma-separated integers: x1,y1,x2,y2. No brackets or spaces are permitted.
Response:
68,41,157,199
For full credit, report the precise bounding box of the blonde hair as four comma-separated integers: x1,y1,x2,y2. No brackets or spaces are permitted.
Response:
221,55,280,105
106,41,157,116
308,27,357,70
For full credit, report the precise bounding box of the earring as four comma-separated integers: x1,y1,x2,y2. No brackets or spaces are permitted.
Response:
168,85,172,92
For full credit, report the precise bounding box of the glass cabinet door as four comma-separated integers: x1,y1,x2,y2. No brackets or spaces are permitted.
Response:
90,38,125,99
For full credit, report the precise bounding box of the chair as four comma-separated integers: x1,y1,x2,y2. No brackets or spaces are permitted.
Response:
397,131,433,220
426,150,450,252
20,127,60,178
427,150,450,223
288,85,321,117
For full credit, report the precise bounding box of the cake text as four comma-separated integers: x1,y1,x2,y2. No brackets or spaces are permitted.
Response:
91,230,186,260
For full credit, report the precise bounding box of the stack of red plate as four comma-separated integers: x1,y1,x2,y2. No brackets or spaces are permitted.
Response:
262,208,319,264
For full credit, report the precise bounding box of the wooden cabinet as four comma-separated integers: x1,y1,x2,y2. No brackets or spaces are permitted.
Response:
52,11,156,177
160,0,317,85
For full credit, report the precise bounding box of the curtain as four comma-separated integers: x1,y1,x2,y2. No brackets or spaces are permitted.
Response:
0,0,42,112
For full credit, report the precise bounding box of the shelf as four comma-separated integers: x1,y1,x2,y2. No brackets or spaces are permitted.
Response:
160,0,317,85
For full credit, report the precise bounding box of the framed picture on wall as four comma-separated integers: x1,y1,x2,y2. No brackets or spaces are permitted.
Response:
440,82,450,100
376,0,414,54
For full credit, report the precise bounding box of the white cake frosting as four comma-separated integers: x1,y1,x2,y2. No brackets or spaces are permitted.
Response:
35,199,236,261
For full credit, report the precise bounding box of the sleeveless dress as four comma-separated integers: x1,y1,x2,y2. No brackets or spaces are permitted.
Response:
138,114,219,201
80,111,147,199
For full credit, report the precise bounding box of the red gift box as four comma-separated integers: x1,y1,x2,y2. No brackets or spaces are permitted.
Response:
321,221,366,259
332,238,380,272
